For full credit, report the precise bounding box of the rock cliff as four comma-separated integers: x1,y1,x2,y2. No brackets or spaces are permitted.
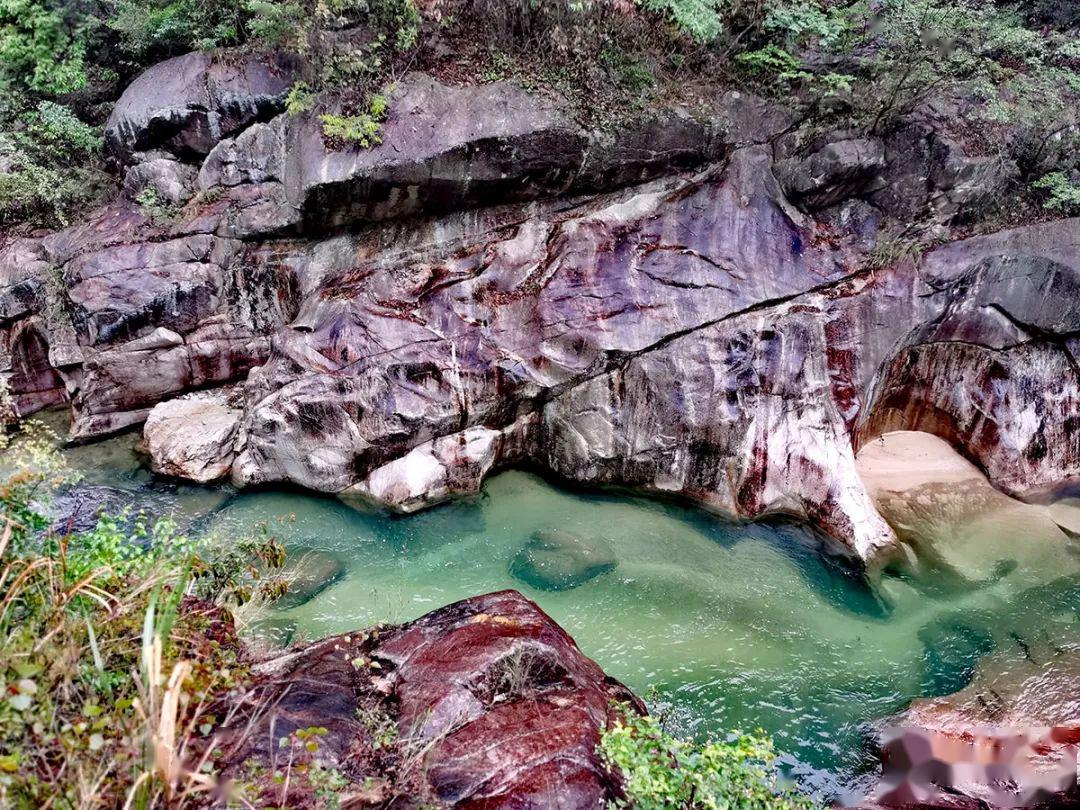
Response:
2,51,1078,568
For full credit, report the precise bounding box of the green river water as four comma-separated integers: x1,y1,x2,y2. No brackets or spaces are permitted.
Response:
53,424,1080,799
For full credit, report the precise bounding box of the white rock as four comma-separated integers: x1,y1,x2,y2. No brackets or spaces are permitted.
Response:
144,391,241,483
341,427,502,513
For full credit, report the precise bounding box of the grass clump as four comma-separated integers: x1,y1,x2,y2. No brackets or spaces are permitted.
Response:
320,93,389,149
0,412,288,808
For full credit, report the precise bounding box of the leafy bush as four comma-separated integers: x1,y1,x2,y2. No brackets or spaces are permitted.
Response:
0,98,108,227
637,0,724,44
286,80,316,115
320,92,389,148
244,0,304,47
600,705,816,809
840,0,1080,133
107,0,241,56
1032,171,1080,213
0,0,88,94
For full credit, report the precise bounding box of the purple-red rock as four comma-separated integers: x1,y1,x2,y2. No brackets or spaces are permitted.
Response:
3,56,1079,567
210,590,641,808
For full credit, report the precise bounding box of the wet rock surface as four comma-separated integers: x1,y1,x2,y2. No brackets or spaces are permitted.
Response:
210,590,641,808
2,50,1079,568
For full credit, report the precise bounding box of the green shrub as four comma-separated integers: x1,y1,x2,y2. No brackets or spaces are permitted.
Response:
637,0,724,43
0,99,106,227
600,706,816,809
286,80,316,115
24,100,100,154
320,92,389,148
107,0,241,56
245,0,304,47
0,0,88,93
847,0,1080,133
1032,171,1080,213
601,46,654,95
135,186,180,225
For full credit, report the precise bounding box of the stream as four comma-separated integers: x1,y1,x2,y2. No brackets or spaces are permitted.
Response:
48,417,1080,799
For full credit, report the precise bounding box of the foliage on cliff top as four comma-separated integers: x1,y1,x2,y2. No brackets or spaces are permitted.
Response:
0,0,1077,229
0,412,290,807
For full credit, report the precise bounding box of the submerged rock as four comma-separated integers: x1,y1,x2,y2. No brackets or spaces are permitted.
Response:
1049,498,1080,539
50,484,143,534
275,549,345,608
509,529,617,591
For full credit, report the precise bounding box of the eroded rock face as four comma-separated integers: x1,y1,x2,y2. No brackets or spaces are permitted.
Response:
210,590,642,808
105,50,299,163
4,51,1079,567
340,425,510,513
855,431,1076,582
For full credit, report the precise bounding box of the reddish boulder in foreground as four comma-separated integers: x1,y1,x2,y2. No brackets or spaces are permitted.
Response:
209,590,642,808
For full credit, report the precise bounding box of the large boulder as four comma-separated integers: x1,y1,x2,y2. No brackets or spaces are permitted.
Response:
274,549,346,608
144,390,242,482
105,50,299,163
280,74,774,233
340,426,504,513
207,590,642,808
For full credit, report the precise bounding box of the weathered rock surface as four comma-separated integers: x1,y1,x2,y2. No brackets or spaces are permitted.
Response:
105,50,299,163
4,50,1079,567
778,137,886,210
144,390,242,482
122,158,197,204
341,425,510,513
211,590,642,808
856,431,1077,582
